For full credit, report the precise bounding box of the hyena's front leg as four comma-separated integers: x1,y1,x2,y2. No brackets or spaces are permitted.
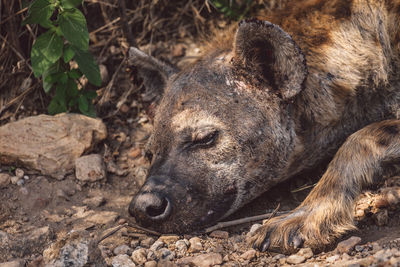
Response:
251,119,400,253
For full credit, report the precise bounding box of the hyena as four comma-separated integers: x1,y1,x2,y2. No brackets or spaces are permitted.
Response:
128,0,400,252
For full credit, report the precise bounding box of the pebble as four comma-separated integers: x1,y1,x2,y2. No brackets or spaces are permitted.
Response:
297,247,313,259
326,254,340,263
336,236,362,254
150,240,164,251
113,244,132,256
131,248,147,265
159,235,180,245
373,210,388,226
83,196,106,207
15,168,24,178
156,248,175,261
144,261,157,267
75,154,106,182
147,250,157,261
23,175,29,180
16,179,24,186
286,254,306,264
0,259,25,267
112,254,136,267
177,253,222,267
209,230,229,239
0,173,11,188
189,237,203,253
272,254,285,262
140,237,155,248
240,249,257,260
175,239,189,256
130,239,140,248
249,224,262,234
10,176,19,185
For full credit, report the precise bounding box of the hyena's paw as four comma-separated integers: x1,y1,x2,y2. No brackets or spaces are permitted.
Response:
249,204,356,253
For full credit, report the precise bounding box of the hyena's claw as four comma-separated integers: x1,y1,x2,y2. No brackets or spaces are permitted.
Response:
260,238,271,252
289,233,304,249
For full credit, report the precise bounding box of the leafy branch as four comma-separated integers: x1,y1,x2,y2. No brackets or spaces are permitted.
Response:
23,0,101,116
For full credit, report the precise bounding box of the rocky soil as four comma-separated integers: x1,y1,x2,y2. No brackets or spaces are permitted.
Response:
0,112,400,267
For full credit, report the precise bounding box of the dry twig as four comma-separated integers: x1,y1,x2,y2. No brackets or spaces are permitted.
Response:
204,204,286,233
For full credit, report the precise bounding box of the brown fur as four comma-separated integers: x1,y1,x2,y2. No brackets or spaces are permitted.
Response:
128,0,400,252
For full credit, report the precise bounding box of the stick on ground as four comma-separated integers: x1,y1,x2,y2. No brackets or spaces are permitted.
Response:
204,204,286,233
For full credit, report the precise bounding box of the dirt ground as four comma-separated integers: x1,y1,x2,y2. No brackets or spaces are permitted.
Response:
1,0,400,266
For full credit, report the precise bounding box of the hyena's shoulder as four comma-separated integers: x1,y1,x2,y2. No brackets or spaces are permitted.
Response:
260,0,400,124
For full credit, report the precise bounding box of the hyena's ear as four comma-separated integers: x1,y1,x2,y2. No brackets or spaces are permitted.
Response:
233,19,307,100
129,47,178,101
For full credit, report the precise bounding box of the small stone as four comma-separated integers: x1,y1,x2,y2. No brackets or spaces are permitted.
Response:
342,253,351,260
112,254,136,267
118,218,127,225
249,224,262,234
177,253,222,267
240,249,257,260
156,248,175,261
272,254,285,262
130,239,140,248
0,173,11,188
336,236,362,254
209,230,229,239
0,260,25,267
140,237,155,248
158,235,180,245
11,176,19,184
147,250,157,261
355,245,364,252
144,261,157,267
189,237,203,253
175,239,189,256
23,175,29,180
131,248,147,265
113,244,132,256
99,64,109,84
297,247,313,259
15,168,24,178
85,211,118,225
75,154,106,182
286,254,306,264
16,179,24,186
373,209,388,226
150,240,164,251
326,254,340,263
83,196,106,207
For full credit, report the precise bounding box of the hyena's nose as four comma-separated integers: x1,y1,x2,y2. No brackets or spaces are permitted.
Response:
129,192,171,221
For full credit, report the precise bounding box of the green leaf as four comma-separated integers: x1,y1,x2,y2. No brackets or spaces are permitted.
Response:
78,95,89,112
68,68,82,79
48,84,67,114
32,31,63,64
83,89,97,99
42,61,65,92
60,0,83,9
63,45,75,63
72,48,101,86
59,9,89,50
22,0,55,25
31,46,53,77
66,78,79,97
83,103,96,117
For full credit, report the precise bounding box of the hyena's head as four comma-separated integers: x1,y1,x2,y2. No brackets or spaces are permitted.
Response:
128,19,307,233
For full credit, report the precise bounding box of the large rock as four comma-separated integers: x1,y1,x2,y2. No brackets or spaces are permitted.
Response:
0,113,107,179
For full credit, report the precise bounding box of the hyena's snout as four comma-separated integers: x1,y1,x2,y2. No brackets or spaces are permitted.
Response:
129,176,172,224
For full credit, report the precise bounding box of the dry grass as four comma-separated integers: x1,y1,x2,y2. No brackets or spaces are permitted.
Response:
0,0,279,123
